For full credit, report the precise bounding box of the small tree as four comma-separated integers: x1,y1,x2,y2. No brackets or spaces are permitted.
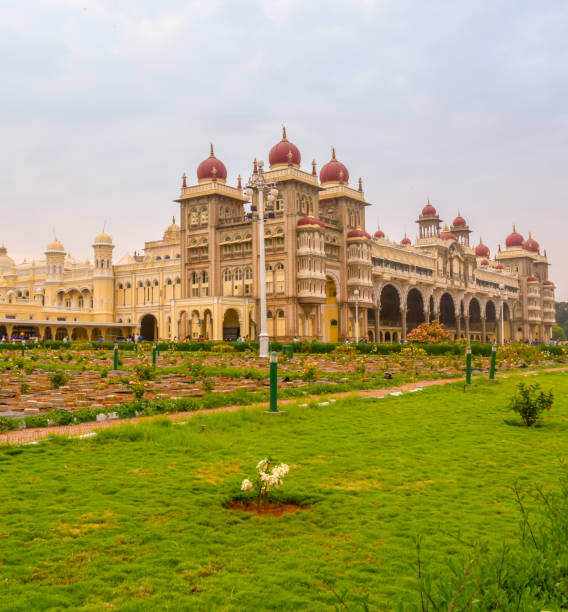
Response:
552,324,566,341
509,382,553,427
241,458,290,510
406,320,453,344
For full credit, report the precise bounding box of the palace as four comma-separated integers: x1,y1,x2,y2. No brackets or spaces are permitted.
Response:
0,129,556,344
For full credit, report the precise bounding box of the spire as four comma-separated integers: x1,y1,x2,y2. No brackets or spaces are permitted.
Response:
172,216,175,224
358,177,363,192
282,125,287,141
182,172,187,188
237,174,242,189
513,224,516,232
331,146,336,161
253,158,258,175
210,143,215,157
312,159,317,176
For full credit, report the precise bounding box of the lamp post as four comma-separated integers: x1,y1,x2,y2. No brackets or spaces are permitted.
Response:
354,288,360,344
499,283,505,346
245,161,278,359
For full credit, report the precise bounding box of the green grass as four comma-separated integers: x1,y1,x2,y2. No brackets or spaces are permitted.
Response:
0,372,566,610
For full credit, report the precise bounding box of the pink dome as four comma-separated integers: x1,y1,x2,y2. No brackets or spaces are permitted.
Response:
505,226,524,248
496,263,504,270
480,259,489,266
422,200,437,216
527,276,538,282
347,228,371,239
542,280,554,286
440,228,457,240
523,233,539,252
320,148,349,184
269,127,301,168
297,216,325,228
401,235,411,245
475,238,490,258
197,145,227,182
374,227,385,238
452,213,466,227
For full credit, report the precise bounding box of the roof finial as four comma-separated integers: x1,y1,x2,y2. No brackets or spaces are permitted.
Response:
172,216,175,224
513,223,516,232
182,172,187,188
237,174,242,189
312,159,317,175
331,146,336,161
358,177,363,192
253,158,258,174
282,125,287,141
210,143,214,157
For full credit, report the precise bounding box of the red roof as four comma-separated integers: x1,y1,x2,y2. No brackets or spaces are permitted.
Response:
374,228,385,238
401,236,411,245
320,148,349,184
440,230,457,241
527,276,538,282
475,239,490,257
523,234,539,252
269,127,301,168
297,216,325,228
542,280,554,286
505,226,524,248
197,145,227,182
347,229,371,239
480,259,489,266
421,202,437,215
452,214,466,227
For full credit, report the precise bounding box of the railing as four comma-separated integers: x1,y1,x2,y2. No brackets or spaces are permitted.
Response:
320,216,339,227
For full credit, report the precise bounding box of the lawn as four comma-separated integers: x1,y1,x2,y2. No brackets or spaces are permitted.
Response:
0,371,566,610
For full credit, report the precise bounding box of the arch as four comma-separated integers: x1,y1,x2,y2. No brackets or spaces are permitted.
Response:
91,328,102,341
384,331,391,342
485,300,497,322
324,276,339,342
55,327,69,341
43,327,52,341
429,295,435,322
469,297,482,322
71,327,88,341
406,288,425,332
439,293,456,327
223,309,240,341
140,314,158,341
379,284,401,327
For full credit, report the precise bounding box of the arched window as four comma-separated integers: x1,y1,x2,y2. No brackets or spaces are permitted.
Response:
165,255,170,260
267,311,273,318
167,278,172,285
156,256,162,261
276,194,284,211
126,282,131,289
276,263,284,270
235,269,243,281
202,271,208,283
190,209,199,225
118,283,124,290
200,207,208,224
277,310,285,318
153,280,159,286
224,269,232,281
245,268,253,280
175,278,181,285
191,271,199,284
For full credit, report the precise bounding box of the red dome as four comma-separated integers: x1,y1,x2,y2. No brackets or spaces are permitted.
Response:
440,228,457,240
197,145,227,182
480,259,489,266
496,263,504,270
421,200,437,216
374,227,385,238
452,213,466,227
269,127,301,168
505,226,524,248
523,233,539,252
347,228,371,239
527,276,538,282
542,280,554,286
475,238,490,258
320,148,349,184
297,216,325,228
401,235,411,245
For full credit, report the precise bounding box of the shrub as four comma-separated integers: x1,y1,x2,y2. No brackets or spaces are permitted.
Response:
131,384,146,400
301,364,318,382
240,458,290,510
406,320,453,344
100,368,109,378
49,371,69,389
134,364,154,380
508,382,553,427
333,344,357,355
202,377,215,392
19,382,31,395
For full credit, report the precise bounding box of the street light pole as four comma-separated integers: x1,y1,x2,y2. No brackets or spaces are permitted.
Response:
354,289,360,344
499,283,505,346
246,161,278,359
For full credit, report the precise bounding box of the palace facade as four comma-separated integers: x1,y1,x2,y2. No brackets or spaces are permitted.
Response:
0,129,556,343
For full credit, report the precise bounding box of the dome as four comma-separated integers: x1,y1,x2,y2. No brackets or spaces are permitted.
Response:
197,144,227,183
320,148,349,185
505,225,524,248
522,233,539,252
452,212,466,227
297,216,325,228
542,280,554,286
94,232,113,245
347,228,371,239
475,238,490,258
269,127,301,168
440,226,457,240
496,263,504,270
480,259,489,266
401,234,411,245
374,227,385,239
421,200,437,216
0,245,15,271
527,276,538,283
46,239,65,252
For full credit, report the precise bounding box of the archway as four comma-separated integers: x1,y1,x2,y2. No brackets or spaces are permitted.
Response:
429,296,435,322
12,326,39,340
469,298,482,341
379,284,401,327
223,309,240,341
202,309,213,340
439,293,456,329
91,328,102,342
485,300,497,343
140,314,158,341
384,331,391,342
324,277,339,342
503,303,512,342
55,327,69,341
44,327,52,341
178,311,188,341
72,328,88,341
0,325,7,340
406,288,425,332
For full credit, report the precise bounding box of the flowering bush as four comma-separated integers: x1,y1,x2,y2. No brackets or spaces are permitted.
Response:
406,320,453,344
400,346,427,358
508,382,554,427
301,364,318,382
241,458,290,509
333,344,357,355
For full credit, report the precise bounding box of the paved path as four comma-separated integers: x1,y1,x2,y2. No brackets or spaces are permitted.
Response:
1,367,566,446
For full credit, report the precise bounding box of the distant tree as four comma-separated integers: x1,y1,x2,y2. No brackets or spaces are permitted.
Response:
552,324,566,341
555,302,568,328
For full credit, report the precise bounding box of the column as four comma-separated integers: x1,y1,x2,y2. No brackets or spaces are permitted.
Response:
375,306,380,344
496,311,503,345
456,312,462,338
401,308,407,342
464,315,470,343
481,316,486,343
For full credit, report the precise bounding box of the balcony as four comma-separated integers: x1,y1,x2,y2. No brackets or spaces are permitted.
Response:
320,216,339,227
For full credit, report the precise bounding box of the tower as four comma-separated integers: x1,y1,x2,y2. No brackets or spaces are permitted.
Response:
44,239,66,307
416,200,442,240
92,232,115,321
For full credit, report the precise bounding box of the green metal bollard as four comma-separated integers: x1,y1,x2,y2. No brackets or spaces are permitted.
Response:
152,344,157,368
135,341,138,355
489,343,497,380
269,351,278,412
21,341,25,357
113,344,119,370
466,345,472,385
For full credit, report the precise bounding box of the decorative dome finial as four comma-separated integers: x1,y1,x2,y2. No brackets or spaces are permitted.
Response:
253,158,258,174
210,143,214,157
331,146,336,161
282,125,287,141
358,177,363,192
312,159,317,175
182,172,187,188
237,174,242,189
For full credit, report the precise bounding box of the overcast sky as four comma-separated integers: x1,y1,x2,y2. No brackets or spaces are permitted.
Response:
1,0,567,299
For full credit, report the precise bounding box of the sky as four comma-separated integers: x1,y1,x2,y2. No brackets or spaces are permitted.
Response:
1,0,567,299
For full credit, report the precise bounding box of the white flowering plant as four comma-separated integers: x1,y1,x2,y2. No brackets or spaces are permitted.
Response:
241,458,290,509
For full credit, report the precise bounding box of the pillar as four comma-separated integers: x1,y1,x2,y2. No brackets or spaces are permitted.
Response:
481,316,487,343
375,306,380,344
456,312,462,338
401,307,407,342
464,315,470,343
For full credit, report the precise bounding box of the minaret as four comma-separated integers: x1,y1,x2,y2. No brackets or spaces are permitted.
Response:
92,232,115,321
416,200,442,240
450,211,472,246
44,239,66,307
